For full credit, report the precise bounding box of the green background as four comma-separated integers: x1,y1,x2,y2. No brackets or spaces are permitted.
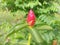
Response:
0,0,60,45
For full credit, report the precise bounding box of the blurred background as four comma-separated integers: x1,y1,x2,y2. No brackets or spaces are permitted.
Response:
0,0,60,45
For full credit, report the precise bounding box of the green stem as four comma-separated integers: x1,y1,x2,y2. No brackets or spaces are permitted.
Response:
28,33,31,45
28,26,43,43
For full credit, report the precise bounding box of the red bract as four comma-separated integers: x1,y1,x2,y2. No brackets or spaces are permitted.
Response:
27,9,36,27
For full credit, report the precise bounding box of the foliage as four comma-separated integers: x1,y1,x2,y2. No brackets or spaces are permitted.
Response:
0,0,60,45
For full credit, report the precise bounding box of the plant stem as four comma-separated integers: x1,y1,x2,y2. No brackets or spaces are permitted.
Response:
28,33,31,45
28,26,43,43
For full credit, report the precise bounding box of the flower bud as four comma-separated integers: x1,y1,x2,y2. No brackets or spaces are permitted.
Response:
27,9,36,27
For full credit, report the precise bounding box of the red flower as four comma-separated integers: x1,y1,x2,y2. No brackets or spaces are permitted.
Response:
27,9,36,27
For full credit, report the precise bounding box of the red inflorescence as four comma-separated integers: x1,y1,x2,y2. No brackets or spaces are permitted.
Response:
27,9,36,27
